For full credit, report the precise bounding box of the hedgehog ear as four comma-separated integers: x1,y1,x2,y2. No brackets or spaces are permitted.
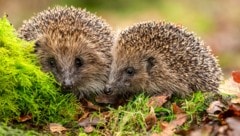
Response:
146,57,156,73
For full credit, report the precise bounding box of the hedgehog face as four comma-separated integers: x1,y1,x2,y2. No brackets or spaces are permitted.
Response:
105,46,157,95
18,6,114,99
35,34,108,98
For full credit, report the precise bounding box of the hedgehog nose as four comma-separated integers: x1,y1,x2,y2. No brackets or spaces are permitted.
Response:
62,84,73,90
62,79,73,91
104,86,113,95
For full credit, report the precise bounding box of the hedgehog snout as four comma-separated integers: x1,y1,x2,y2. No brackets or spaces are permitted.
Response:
104,84,113,95
61,78,74,92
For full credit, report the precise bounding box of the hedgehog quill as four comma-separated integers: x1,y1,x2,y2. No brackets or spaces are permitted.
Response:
18,6,113,99
105,21,223,97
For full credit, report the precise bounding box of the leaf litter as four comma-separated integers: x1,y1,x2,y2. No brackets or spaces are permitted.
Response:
177,70,240,136
41,70,240,135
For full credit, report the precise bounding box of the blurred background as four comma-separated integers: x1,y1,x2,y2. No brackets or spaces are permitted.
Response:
0,0,239,77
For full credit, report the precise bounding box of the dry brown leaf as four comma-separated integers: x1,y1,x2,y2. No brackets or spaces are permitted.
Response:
78,116,103,127
207,101,225,116
78,111,90,122
85,100,102,111
218,125,228,135
80,98,105,111
232,71,240,83
229,104,240,116
188,125,213,136
226,117,240,136
49,123,67,134
219,104,240,120
159,121,169,130
145,107,157,131
148,95,168,107
84,125,94,133
160,113,187,136
172,103,184,114
18,114,32,122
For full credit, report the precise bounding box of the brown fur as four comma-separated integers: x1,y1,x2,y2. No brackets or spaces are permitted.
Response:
18,6,113,99
106,21,223,97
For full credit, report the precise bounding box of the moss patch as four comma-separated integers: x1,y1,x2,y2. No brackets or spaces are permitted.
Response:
0,16,80,125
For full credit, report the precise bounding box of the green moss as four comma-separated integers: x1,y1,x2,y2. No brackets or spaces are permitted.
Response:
0,125,43,136
0,16,80,125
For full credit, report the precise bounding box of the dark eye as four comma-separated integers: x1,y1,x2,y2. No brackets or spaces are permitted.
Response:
34,41,41,48
48,58,56,67
125,67,135,76
34,41,41,53
75,58,83,68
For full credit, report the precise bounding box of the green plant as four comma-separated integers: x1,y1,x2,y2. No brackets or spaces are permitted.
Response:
0,16,80,125
181,92,207,122
98,94,161,135
0,124,43,136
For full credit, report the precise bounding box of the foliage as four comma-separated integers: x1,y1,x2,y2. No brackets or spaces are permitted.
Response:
0,16,80,125
106,94,160,135
79,92,209,135
0,125,43,136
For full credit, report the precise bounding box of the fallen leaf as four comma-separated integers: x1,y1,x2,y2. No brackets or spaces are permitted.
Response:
219,78,240,95
172,103,184,114
230,104,240,116
188,125,213,136
207,101,225,115
232,71,240,83
231,97,240,104
49,123,67,134
78,112,90,122
219,104,240,120
85,100,103,111
18,114,32,122
160,113,187,136
78,116,103,127
145,107,157,131
151,133,161,136
217,125,228,135
159,121,169,130
84,125,94,133
225,117,240,136
148,95,168,107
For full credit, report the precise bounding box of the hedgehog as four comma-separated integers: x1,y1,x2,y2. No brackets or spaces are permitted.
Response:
104,21,223,97
18,6,113,99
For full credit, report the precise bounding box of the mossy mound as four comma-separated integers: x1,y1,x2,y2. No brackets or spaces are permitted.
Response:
0,16,80,125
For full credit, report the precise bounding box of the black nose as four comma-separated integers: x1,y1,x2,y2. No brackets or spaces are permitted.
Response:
61,80,73,92
62,79,73,88
104,86,113,95
62,85,73,90
61,85,73,93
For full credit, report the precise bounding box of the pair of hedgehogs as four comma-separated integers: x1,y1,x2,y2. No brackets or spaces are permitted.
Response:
18,6,223,100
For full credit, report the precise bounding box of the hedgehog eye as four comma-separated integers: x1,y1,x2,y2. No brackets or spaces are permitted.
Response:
34,40,41,48
125,67,135,76
48,58,56,68
34,40,41,53
75,58,83,68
